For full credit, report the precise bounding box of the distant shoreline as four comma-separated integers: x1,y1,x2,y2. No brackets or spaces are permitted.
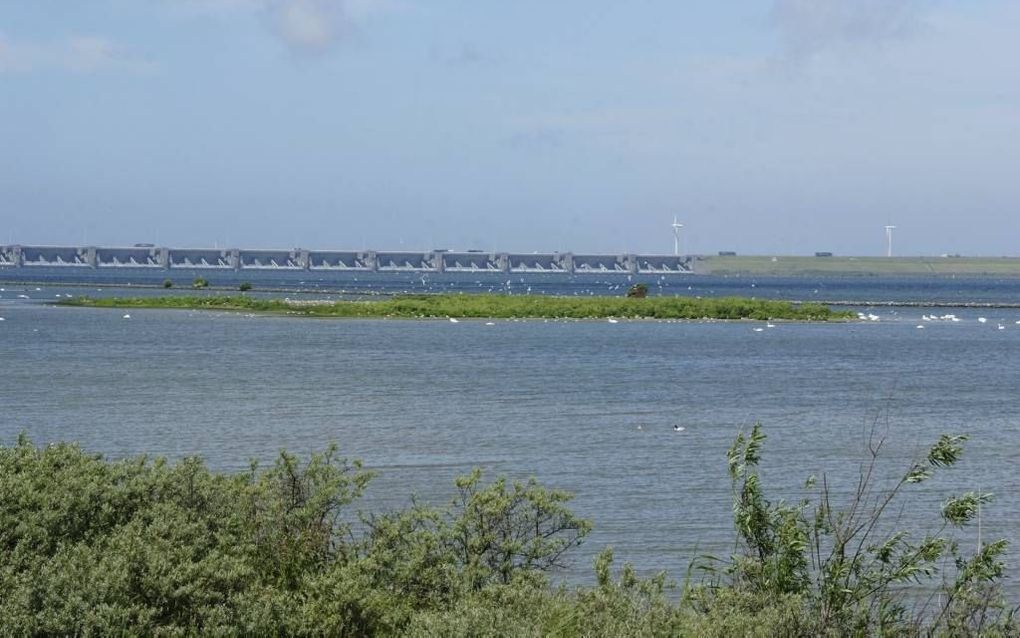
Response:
695,254,1020,277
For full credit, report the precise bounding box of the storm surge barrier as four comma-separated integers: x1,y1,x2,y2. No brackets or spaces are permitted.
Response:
0,245,694,275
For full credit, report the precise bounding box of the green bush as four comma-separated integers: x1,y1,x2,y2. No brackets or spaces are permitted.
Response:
626,283,649,298
238,282,252,292
0,428,1013,635
162,279,173,289
192,277,208,289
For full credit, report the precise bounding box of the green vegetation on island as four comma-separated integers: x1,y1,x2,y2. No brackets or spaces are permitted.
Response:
58,293,852,321
0,427,1011,635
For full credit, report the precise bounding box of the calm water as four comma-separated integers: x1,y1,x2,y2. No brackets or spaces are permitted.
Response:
7,266,1020,304
2,280,1020,585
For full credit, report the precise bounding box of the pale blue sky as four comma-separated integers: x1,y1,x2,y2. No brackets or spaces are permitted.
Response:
2,1,1018,255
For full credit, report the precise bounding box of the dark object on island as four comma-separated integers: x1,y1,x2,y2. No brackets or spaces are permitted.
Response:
162,279,173,289
192,277,209,289
239,282,252,292
626,283,649,298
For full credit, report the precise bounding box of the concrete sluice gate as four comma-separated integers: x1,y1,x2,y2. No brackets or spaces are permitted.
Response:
239,250,304,270
308,252,372,270
0,245,694,274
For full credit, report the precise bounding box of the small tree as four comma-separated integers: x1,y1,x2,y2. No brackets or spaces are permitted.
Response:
239,282,252,292
446,469,592,589
627,283,649,298
192,277,208,289
696,423,1014,636
162,279,173,289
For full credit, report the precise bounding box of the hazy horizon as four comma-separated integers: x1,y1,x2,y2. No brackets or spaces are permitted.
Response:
2,1,1019,256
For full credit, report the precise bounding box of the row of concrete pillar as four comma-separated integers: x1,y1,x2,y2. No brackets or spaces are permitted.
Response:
0,245,692,274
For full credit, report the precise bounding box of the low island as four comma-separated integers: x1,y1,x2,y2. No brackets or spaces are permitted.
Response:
58,293,852,321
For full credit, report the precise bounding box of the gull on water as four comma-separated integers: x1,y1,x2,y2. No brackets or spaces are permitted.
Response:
123,314,131,319
673,425,685,432
607,318,619,324
978,317,987,324
753,327,764,332
448,317,459,323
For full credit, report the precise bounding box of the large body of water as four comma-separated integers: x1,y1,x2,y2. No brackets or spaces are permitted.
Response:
1,276,1019,586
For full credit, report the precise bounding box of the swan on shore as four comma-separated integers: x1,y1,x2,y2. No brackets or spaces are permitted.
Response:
448,317,459,323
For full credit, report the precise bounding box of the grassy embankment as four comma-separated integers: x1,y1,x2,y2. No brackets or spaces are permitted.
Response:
0,428,1011,635
59,293,852,321
697,254,1020,277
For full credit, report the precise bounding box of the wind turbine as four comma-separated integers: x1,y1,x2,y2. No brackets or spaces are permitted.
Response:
884,225,896,257
672,216,684,256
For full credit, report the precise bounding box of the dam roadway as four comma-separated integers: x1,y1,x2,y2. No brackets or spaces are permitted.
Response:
0,244,698,289
0,245,693,275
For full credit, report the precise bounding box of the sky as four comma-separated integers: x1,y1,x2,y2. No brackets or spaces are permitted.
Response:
1,0,1018,256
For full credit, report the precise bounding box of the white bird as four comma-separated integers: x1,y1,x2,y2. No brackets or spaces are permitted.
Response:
753,327,764,332
607,318,619,324
916,325,924,329
123,314,131,319
448,317,459,323
673,425,685,432
978,317,987,324
766,323,776,328
0,317,5,321
998,325,1005,330
484,322,495,326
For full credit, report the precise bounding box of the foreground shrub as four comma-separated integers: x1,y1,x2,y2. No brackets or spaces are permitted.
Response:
0,427,1014,635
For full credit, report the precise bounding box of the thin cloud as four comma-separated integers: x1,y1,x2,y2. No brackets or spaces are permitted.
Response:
0,34,147,74
269,0,351,53
177,0,402,55
771,0,928,60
